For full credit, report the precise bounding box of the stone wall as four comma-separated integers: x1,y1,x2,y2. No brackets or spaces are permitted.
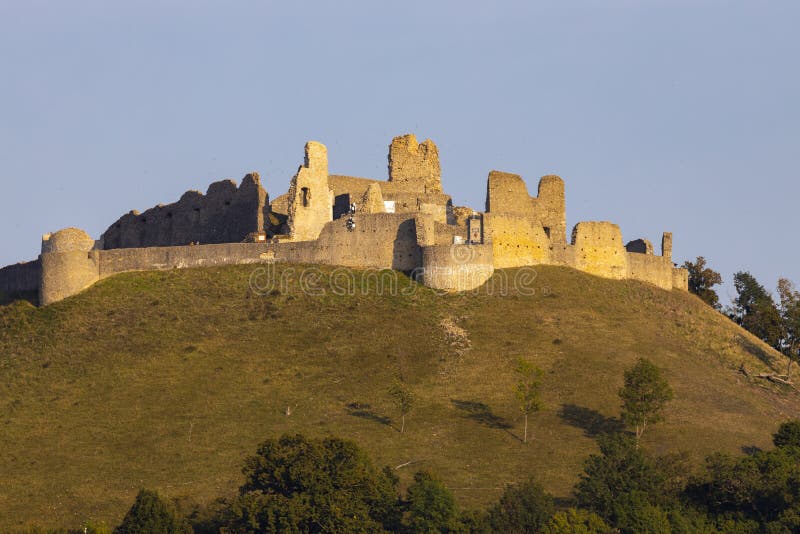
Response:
534,175,567,245
287,142,334,241
40,228,101,306
626,252,674,290
101,173,268,249
388,134,442,194
485,171,535,215
626,238,654,254
0,259,41,297
421,243,494,292
483,213,551,268
571,222,627,280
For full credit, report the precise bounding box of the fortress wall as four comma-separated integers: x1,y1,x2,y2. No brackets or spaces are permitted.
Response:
483,213,551,268
287,142,334,241
0,260,41,296
672,267,689,291
485,171,536,215
40,228,101,306
550,244,577,267
388,134,442,194
99,242,274,278
626,239,654,254
625,252,674,290
298,213,423,271
101,173,268,249
421,243,494,292
536,175,567,245
571,222,627,280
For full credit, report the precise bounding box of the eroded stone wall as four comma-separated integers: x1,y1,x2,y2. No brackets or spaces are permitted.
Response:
535,175,566,245
101,173,268,249
287,142,334,241
571,222,627,280
483,213,551,268
40,228,100,306
422,243,494,292
485,171,535,215
0,259,41,297
388,134,442,194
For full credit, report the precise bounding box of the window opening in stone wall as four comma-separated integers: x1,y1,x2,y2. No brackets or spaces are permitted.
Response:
543,227,551,239
301,187,310,207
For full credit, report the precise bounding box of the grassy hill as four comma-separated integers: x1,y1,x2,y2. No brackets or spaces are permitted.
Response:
0,263,796,530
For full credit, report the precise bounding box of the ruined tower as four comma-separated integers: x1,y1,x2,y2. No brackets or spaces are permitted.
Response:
287,141,334,241
387,134,442,194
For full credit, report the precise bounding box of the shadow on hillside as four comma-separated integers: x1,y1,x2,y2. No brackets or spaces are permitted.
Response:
742,445,763,456
558,404,625,438
0,291,38,307
737,335,778,368
451,400,513,430
345,402,393,427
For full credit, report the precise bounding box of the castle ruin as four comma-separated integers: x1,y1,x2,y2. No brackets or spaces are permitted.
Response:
0,134,688,305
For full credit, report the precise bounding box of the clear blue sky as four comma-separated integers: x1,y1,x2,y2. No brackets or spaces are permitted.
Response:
1,1,797,303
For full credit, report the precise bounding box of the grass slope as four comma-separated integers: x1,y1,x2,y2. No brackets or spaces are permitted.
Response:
0,264,796,529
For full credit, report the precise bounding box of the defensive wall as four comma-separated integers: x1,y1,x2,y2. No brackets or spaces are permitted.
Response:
0,133,689,305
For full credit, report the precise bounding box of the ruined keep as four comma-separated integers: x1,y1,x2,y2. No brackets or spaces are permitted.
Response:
0,134,688,305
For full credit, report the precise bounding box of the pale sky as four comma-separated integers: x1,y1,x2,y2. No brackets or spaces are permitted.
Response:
1,1,798,303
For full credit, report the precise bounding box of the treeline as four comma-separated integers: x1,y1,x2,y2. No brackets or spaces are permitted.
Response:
684,257,800,377
28,420,800,533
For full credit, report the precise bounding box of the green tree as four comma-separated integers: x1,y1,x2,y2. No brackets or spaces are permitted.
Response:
683,256,723,309
514,359,544,444
115,489,192,534
389,379,414,434
619,358,673,448
777,278,800,378
225,434,401,533
405,471,461,534
773,419,800,449
543,508,611,534
575,433,666,521
732,271,783,348
487,478,555,533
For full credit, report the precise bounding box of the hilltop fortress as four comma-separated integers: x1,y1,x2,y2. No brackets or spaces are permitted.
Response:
0,134,688,305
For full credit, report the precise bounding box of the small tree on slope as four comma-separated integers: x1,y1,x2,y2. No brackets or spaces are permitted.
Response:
619,358,673,449
515,359,544,444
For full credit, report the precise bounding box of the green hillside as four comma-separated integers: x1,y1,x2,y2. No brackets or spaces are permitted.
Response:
0,263,796,530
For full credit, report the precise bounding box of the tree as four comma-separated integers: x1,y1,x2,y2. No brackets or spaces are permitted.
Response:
543,508,611,534
683,257,723,309
115,489,192,534
487,478,555,533
575,433,666,521
773,420,800,449
226,434,401,533
732,271,782,348
405,471,461,533
777,278,800,378
389,379,414,434
514,359,544,444
619,358,673,448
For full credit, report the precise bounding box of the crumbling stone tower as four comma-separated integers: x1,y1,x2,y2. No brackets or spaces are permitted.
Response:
388,134,442,194
287,141,334,241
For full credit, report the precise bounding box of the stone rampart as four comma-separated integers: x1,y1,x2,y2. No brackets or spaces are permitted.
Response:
483,213,550,268
571,222,627,280
0,260,41,297
421,243,494,292
101,173,268,249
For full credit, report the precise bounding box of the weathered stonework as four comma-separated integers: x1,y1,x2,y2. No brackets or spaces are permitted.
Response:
388,134,442,194
40,228,100,306
101,174,268,248
572,222,627,280
287,142,334,241
0,133,689,305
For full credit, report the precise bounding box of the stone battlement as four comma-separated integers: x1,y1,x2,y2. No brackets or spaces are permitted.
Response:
0,133,688,305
